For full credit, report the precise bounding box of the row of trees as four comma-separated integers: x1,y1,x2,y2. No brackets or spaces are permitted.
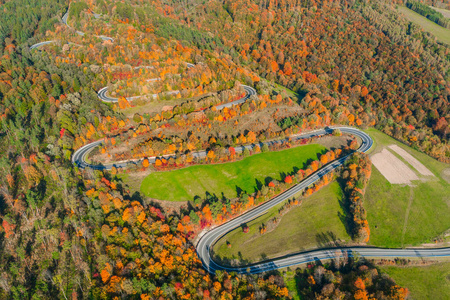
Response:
406,0,450,28
340,152,372,243
183,148,345,237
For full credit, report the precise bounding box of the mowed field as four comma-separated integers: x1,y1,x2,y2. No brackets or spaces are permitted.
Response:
365,128,450,248
397,6,450,45
213,181,351,265
141,144,327,201
381,262,450,300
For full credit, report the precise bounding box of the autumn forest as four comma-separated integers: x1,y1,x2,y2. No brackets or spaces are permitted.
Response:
0,0,449,299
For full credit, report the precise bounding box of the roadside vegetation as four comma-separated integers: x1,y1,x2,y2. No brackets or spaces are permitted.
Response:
1,0,449,297
431,6,450,19
140,143,327,201
213,181,351,264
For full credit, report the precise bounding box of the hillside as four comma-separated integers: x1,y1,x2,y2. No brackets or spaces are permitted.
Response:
0,0,448,298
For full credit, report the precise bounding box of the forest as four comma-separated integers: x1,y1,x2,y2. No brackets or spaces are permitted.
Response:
0,0,448,298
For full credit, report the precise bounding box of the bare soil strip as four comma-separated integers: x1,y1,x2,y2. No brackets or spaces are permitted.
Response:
388,145,435,176
371,148,419,184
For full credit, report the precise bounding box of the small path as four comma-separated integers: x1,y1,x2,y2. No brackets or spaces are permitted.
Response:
401,186,414,247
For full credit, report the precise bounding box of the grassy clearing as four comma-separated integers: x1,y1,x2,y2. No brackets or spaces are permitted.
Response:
140,144,327,201
397,6,450,45
213,181,351,264
364,128,450,248
380,262,450,300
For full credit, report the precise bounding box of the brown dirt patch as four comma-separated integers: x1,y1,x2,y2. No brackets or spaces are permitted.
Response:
316,134,352,150
371,148,419,184
388,145,434,176
145,198,188,215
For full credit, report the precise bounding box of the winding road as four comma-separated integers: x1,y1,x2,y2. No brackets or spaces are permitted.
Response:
29,8,113,50
32,4,450,277
97,64,256,107
72,122,331,171
196,127,450,274
73,124,450,273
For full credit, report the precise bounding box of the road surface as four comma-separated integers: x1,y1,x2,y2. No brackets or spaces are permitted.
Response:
30,41,56,50
41,6,450,276
30,8,113,49
195,127,450,274
97,63,256,108
72,117,333,171
72,126,450,273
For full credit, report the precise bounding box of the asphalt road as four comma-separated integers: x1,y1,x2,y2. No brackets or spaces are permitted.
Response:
97,64,193,102
195,127,450,274
50,6,450,276
30,40,56,50
97,62,256,107
30,8,113,49
215,85,257,110
71,125,450,273
72,127,369,174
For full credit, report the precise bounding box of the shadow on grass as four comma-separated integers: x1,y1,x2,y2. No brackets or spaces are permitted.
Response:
336,176,354,238
315,231,342,248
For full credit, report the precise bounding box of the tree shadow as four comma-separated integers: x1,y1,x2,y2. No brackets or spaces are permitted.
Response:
260,253,268,261
210,251,253,268
255,179,263,191
316,149,328,160
264,176,273,185
130,191,144,204
235,185,244,198
304,158,315,168
336,176,353,237
36,179,47,201
0,195,7,216
315,231,342,248
220,192,228,202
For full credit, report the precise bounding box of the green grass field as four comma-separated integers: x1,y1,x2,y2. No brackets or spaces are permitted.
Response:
364,128,450,248
213,181,351,264
381,262,450,300
397,6,450,45
212,128,450,264
140,144,327,201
